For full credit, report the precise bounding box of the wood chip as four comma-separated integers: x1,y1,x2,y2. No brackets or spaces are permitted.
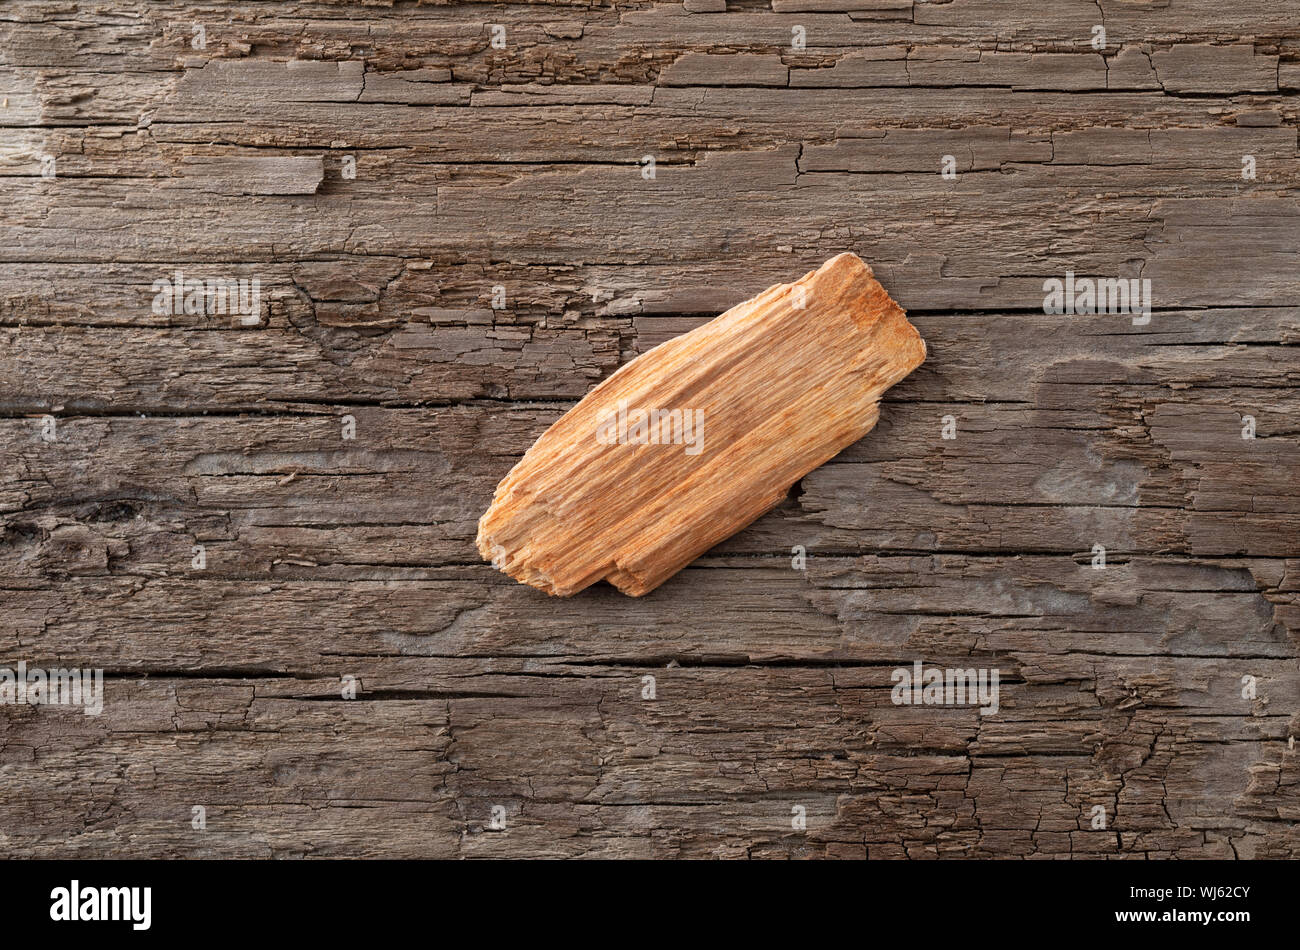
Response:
477,252,926,596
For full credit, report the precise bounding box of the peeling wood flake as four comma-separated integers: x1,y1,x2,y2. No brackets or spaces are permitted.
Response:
478,254,925,596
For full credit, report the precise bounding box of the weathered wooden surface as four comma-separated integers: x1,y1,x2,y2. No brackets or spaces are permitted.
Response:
1,0,1298,858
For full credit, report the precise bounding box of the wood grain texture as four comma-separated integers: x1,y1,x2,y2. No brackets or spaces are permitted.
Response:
478,253,925,596
1,0,1298,859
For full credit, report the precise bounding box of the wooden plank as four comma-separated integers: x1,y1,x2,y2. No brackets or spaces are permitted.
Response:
2,555,1296,663
2,307,1296,406
1,0,1297,859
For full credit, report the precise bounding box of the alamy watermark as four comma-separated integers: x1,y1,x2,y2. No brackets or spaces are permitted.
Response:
890,660,999,716
50,880,150,930
151,270,261,324
595,399,704,455
0,661,103,715
1043,271,1151,326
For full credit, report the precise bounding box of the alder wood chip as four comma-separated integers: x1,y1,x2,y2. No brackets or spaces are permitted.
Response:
477,252,927,596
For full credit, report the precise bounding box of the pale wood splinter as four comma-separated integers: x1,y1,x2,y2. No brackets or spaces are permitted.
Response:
477,252,927,596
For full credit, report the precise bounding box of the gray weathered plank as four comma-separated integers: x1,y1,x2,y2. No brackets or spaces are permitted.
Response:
1,0,1297,859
